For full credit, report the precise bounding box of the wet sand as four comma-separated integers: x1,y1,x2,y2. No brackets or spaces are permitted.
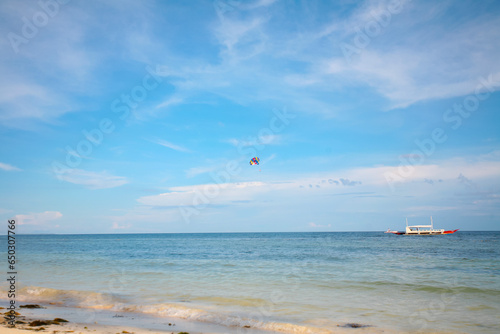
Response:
0,304,463,334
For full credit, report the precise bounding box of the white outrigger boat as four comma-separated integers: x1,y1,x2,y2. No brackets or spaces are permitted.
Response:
388,217,458,235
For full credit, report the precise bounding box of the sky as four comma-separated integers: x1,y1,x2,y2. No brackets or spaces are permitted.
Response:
1,0,499,234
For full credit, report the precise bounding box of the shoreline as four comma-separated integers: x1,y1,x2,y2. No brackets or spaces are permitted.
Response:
0,320,183,334
0,303,296,334
1,319,189,334
0,303,464,334
0,304,216,334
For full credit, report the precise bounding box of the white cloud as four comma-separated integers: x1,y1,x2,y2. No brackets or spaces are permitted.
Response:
375,160,500,187
226,134,282,147
138,157,500,210
2,0,499,130
138,181,266,207
152,139,191,153
214,14,268,61
112,222,132,229
56,169,128,189
0,162,21,171
327,52,500,109
15,211,63,226
309,222,331,228
323,0,500,108
0,2,95,127
107,206,183,232
0,1,156,127
110,154,500,230
406,206,458,212
0,74,71,126
155,96,184,110
213,2,499,113
243,0,278,10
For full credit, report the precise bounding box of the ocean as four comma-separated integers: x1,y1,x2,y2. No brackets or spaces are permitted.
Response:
1,231,499,333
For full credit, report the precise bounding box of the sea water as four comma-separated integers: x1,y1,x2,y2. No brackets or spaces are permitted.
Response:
1,232,499,333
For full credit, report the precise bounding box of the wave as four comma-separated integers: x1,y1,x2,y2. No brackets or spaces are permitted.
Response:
16,286,123,308
6,286,332,334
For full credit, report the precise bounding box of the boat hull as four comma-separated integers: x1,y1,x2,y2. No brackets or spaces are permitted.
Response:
391,229,459,235
442,229,459,234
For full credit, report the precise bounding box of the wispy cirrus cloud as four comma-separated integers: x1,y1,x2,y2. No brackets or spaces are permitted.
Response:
323,1,500,108
226,134,282,147
141,1,500,119
1,0,499,131
154,96,184,111
0,0,157,127
56,169,128,189
0,162,21,171
150,138,191,153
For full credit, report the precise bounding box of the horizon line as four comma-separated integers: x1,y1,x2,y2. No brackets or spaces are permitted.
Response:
1,230,498,236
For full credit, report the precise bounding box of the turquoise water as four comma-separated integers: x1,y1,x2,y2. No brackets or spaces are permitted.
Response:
1,232,499,333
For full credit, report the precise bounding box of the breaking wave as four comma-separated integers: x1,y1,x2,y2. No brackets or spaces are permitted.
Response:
6,286,332,334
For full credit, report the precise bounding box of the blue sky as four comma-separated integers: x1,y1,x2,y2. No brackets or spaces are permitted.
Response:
1,0,499,233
